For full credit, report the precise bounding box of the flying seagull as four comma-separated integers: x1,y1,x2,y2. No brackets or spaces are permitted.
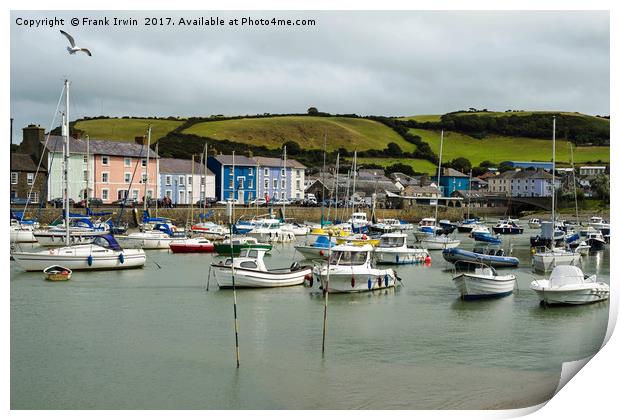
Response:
60,30,92,56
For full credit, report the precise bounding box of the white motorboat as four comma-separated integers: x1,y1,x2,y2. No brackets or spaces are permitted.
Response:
530,265,609,305
310,244,398,293
420,235,460,250
585,229,606,251
247,218,296,243
469,224,491,235
294,235,335,260
532,246,581,273
452,262,517,300
281,222,311,236
10,223,37,243
380,218,414,231
374,233,430,264
528,218,542,229
116,230,177,250
588,216,610,233
212,248,311,288
190,221,227,240
12,234,146,272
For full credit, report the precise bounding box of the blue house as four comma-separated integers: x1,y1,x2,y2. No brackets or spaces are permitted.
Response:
207,154,258,204
433,168,470,196
252,156,306,201
499,161,553,171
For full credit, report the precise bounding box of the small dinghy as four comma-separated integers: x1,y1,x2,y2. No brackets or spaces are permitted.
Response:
530,265,609,305
442,246,519,268
420,235,460,250
169,237,215,253
43,265,72,281
471,231,502,244
452,262,516,300
212,248,312,288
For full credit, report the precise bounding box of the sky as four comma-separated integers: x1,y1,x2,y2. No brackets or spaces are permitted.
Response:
10,10,610,143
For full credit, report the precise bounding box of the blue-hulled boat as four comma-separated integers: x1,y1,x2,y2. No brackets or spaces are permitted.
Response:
442,246,519,268
472,232,502,244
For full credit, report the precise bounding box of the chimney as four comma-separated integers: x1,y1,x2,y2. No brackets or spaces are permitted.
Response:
248,150,253,158
135,136,146,145
19,124,45,161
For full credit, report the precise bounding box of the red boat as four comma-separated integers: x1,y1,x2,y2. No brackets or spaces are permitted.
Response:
169,238,215,253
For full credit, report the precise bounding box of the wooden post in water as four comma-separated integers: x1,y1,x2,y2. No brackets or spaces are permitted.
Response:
321,233,332,355
229,154,240,368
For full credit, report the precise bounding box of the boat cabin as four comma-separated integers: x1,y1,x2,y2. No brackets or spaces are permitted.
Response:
221,248,269,271
327,244,372,266
378,233,407,248
419,218,436,227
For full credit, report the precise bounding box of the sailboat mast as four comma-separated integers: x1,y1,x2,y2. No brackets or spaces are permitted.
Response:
155,141,159,217
203,141,208,213
320,133,327,226
467,168,472,219
334,153,340,222
352,150,357,212
143,125,151,213
64,79,70,247
434,130,444,226
283,145,287,220
570,142,579,225
86,135,89,208
551,117,556,226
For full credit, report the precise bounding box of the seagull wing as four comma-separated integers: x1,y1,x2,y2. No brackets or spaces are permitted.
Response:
79,48,92,57
60,30,76,47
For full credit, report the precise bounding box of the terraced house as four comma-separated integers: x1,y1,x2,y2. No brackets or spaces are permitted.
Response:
253,156,306,202
488,169,557,198
159,158,215,205
207,153,258,204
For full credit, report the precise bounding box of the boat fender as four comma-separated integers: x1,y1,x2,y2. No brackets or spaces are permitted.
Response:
384,274,390,286
87,255,93,266
425,255,432,264
378,276,382,287
319,250,324,257
119,253,125,264
367,278,372,290
351,276,355,288
396,254,400,263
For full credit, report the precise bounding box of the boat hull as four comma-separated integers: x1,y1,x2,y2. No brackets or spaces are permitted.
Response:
420,238,460,250
374,249,429,264
312,269,397,293
453,273,516,300
12,248,146,271
294,245,329,259
34,231,107,246
492,227,523,234
442,248,519,268
532,253,581,273
531,285,610,305
10,228,37,243
116,235,174,250
214,266,311,288
214,243,272,255
169,243,215,253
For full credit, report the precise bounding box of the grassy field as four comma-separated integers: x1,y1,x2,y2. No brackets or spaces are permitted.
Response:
355,157,437,174
182,116,415,152
408,128,610,166
74,118,184,143
397,114,442,123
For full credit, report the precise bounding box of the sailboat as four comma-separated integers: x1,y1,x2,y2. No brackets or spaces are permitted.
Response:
421,130,460,250
532,117,580,272
12,80,146,271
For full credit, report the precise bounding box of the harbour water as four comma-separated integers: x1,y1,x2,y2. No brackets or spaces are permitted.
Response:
10,227,609,409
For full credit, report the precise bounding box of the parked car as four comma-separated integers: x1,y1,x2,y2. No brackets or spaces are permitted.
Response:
76,197,104,208
48,197,75,208
272,199,291,206
195,197,218,208
10,197,33,206
112,198,138,207
216,198,239,205
247,197,267,207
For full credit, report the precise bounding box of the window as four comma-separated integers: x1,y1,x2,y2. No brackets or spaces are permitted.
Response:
132,189,139,200
117,189,128,199
165,175,171,186
141,159,147,167
274,192,279,199
240,261,258,269
165,190,172,198
273,179,277,189
27,173,34,185
27,191,39,203
188,176,192,185
102,156,109,165
102,172,109,183
124,157,131,167
83,170,88,181
228,191,233,199
124,173,131,183
296,180,301,190
281,169,285,176
264,179,269,189
237,178,244,189
248,168,253,176
229,166,233,176
201,175,205,186
83,155,88,164
248,179,253,189
229,178,233,188
141,173,147,184
11,172,17,184
179,176,185,186
296,169,300,177
264,168,269,177
281,180,286,189
102,189,109,200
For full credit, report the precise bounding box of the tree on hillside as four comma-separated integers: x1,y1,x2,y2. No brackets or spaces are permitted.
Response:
590,174,610,203
385,163,415,177
384,142,403,157
479,160,496,168
448,157,472,174
307,107,319,115
283,140,301,155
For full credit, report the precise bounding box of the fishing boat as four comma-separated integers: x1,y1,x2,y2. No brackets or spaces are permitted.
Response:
374,233,430,264
456,218,482,233
347,212,371,233
212,248,312,288
12,234,146,271
452,262,516,300
442,246,519,268
420,235,460,250
588,216,610,235
309,244,399,293
470,224,491,235
472,231,502,244
214,236,272,255
492,220,523,234
415,217,439,239
169,237,215,253
530,265,609,305
532,246,581,273
294,235,335,260
528,218,542,229
585,229,606,251
43,265,72,281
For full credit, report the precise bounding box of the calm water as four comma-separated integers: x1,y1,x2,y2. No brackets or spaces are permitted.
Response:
10,227,609,409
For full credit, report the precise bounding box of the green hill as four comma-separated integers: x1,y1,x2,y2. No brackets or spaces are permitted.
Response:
409,128,609,166
74,118,184,143
182,116,413,152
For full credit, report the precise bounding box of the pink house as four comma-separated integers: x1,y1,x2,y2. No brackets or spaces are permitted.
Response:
90,138,159,204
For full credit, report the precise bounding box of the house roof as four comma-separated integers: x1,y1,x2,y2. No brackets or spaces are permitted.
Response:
211,154,257,166
471,177,488,185
159,158,214,176
11,153,46,172
489,170,517,180
451,190,487,199
512,169,553,180
44,136,159,158
404,185,441,194
438,167,469,178
252,156,306,169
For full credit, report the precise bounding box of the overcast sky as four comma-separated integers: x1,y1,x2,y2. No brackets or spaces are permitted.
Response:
10,10,609,143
